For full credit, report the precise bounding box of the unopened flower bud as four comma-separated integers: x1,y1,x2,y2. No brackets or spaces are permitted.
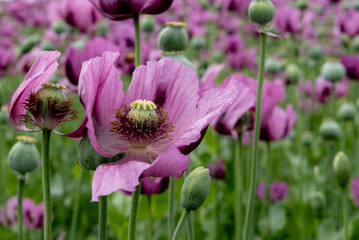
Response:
248,0,276,26
20,36,41,55
8,136,40,175
191,36,207,51
309,192,326,219
158,22,188,52
181,167,211,211
301,131,313,147
265,58,282,75
41,41,54,51
337,102,356,122
141,15,155,33
52,20,68,35
296,0,308,10
286,64,301,84
333,151,350,189
350,36,359,53
319,119,341,140
320,61,345,83
78,134,121,171
308,46,322,61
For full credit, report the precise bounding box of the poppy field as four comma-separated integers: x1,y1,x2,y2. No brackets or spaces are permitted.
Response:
1,0,359,239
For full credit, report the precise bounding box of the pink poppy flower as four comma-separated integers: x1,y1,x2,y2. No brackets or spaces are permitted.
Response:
351,177,359,207
73,51,241,201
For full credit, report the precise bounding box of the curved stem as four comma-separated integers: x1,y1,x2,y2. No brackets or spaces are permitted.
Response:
69,170,84,240
147,195,152,240
133,14,141,68
172,210,190,240
42,129,52,240
186,210,195,240
98,196,108,240
17,175,25,240
243,31,267,240
342,192,348,240
129,184,141,240
234,136,243,240
168,177,175,238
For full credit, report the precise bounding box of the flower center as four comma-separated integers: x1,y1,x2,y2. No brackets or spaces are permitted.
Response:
111,100,174,148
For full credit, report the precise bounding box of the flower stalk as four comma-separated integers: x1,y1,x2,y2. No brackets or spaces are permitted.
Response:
17,175,25,240
69,171,84,240
243,30,268,240
129,184,141,240
133,14,141,68
98,196,108,240
234,135,243,240
172,209,191,240
168,177,175,238
42,129,52,240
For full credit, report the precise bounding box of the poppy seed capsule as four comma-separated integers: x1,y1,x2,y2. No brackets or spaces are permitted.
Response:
248,0,276,26
320,61,345,83
286,64,301,84
158,22,188,52
333,151,350,188
301,131,313,147
128,100,158,128
337,102,356,122
181,167,211,211
8,136,40,175
191,36,207,51
52,20,67,35
265,58,282,75
141,15,155,33
319,119,341,140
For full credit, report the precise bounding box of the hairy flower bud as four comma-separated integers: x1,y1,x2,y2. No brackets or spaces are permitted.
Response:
337,102,356,122
248,0,276,26
8,136,40,175
158,22,188,52
319,119,341,141
333,151,350,189
181,167,211,211
320,61,345,83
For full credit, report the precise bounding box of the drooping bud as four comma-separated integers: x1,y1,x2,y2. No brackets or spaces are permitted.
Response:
320,61,346,83
127,100,158,129
319,119,341,141
337,102,356,122
77,134,121,171
181,167,211,211
20,36,41,55
309,192,326,219
248,0,276,26
158,22,188,52
333,151,350,189
8,136,40,175
141,15,155,33
52,20,68,35
265,58,282,75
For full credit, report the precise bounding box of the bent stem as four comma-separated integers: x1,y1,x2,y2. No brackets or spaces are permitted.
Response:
168,177,175,238
17,175,25,240
69,170,84,240
98,196,108,240
172,209,191,240
129,184,141,240
42,129,52,240
133,14,141,68
243,31,267,240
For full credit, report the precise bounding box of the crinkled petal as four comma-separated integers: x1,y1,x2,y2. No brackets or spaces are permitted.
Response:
79,51,128,157
9,51,60,131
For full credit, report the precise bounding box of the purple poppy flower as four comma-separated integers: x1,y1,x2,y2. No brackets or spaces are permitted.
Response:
315,77,349,103
274,6,302,35
351,177,359,207
9,51,77,133
141,177,169,195
64,37,119,85
90,0,174,20
340,54,359,80
35,203,45,229
336,9,359,38
270,181,289,202
0,207,7,226
72,51,241,201
260,105,296,141
256,181,266,200
0,47,16,77
208,159,226,180
6,196,17,225
22,198,39,230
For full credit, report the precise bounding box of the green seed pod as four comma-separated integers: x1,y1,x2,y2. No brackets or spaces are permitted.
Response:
248,0,276,26
265,58,282,75
78,134,122,171
52,20,68,35
181,167,211,211
286,64,301,84
20,36,41,55
332,151,350,188
158,22,188,52
41,41,54,51
295,0,308,10
37,83,67,109
161,55,196,71
309,192,326,219
308,46,322,61
321,61,345,83
141,15,155,33
350,36,359,53
337,102,356,122
8,136,40,175
319,119,341,141
190,36,207,51
301,131,313,148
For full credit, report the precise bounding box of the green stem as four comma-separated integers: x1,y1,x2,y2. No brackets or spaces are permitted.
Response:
265,142,272,237
98,196,108,240
0,124,6,240
182,0,188,23
234,136,243,240
186,209,195,240
69,170,84,240
168,177,175,238
342,192,349,240
147,195,152,240
133,14,141,68
129,184,141,240
214,180,220,240
172,210,190,240
42,129,52,240
17,175,25,240
243,31,267,240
